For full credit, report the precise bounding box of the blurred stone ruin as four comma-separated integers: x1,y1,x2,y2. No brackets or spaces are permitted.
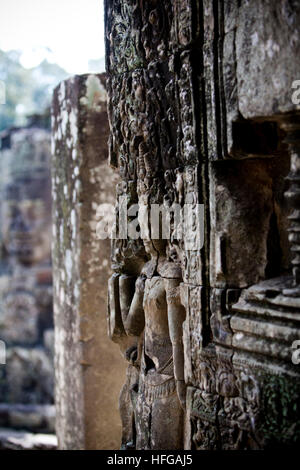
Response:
0,116,55,448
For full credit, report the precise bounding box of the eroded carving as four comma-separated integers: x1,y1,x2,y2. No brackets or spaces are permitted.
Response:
105,0,300,450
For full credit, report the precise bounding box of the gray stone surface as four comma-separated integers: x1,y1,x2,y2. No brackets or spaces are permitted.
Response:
236,0,300,120
209,155,291,288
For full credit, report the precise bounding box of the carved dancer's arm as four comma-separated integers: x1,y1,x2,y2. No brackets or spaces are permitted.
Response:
119,274,136,326
121,274,146,337
165,278,186,410
108,273,126,342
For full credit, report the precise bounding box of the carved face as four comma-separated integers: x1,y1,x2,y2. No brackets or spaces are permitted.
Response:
2,172,51,265
143,238,167,258
137,197,168,258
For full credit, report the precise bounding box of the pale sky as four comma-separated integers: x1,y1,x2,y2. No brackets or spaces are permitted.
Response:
0,0,105,73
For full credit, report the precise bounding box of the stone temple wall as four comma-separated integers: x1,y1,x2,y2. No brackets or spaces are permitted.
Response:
50,0,300,451
51,73,126,450
104,0,300,450
0,125,55,434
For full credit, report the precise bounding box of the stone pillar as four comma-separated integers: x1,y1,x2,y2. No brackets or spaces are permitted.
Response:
51,74,126,450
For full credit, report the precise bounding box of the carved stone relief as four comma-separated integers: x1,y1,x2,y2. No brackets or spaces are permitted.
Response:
105,0,300,449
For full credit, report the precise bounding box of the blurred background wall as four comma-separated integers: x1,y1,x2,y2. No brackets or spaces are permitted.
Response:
0,118,57,449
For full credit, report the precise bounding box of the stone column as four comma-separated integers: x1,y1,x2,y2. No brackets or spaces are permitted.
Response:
51,74,126,450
